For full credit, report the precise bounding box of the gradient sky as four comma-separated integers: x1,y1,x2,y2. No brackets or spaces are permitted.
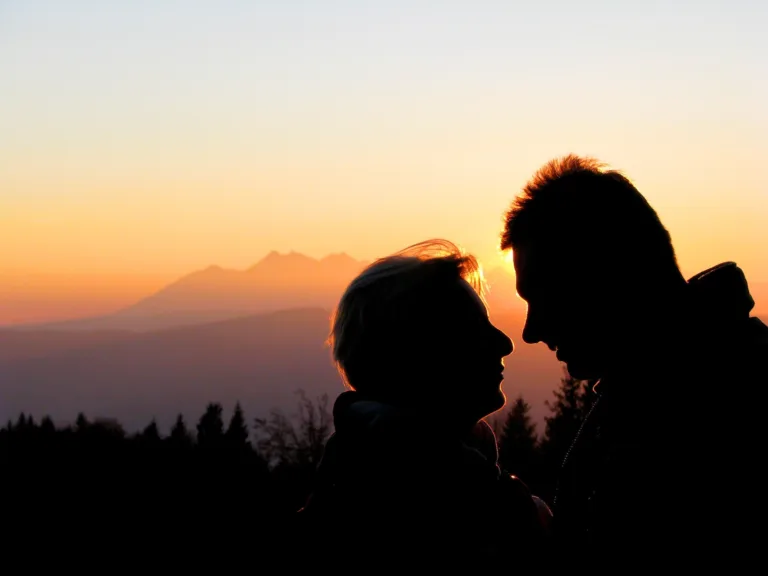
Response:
2,1,767,321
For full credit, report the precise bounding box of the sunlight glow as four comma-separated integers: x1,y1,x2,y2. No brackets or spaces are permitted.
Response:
1,1,766,324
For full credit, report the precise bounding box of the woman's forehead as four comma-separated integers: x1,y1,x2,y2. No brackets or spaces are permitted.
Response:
444,278,488,318
405,276,479,308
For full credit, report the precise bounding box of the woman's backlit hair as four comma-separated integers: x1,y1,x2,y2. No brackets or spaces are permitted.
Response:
327,239,487,392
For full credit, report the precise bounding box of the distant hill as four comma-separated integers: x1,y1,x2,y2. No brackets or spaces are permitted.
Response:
0,306,561,434
9,252,523,332
10,252,368,332
122,251,365,316
1,301,764,435
0,308,341,432
0,329,137,363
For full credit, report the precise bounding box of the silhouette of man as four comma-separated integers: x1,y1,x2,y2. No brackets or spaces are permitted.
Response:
500,155,768,569
297,239,550,570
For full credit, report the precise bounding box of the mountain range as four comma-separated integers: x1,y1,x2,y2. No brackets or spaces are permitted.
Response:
0,250,764,433
8,251,524,332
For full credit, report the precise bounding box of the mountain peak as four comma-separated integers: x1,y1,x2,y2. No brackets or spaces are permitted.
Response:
249,250,317,272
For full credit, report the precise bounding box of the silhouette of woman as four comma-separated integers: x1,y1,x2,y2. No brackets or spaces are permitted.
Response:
296,239,551,569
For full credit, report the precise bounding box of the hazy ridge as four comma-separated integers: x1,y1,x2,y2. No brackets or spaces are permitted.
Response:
1,251,763,433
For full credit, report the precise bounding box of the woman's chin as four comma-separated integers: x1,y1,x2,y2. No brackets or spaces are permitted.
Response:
481,389,507,416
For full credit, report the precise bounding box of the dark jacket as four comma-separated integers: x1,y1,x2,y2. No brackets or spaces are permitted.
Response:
295,391,548,570
552,262,768,570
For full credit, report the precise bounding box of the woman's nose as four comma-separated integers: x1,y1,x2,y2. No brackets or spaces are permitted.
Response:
495,327,514,356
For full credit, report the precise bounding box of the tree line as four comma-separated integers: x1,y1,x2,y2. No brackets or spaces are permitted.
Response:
0,372,593,556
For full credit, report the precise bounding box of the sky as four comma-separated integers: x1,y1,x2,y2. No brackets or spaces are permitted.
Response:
1,0,767,322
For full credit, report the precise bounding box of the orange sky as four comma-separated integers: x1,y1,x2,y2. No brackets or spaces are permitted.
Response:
2,2,767,325
0,273,176,325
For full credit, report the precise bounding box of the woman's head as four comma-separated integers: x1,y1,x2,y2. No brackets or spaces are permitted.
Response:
328,239,513,422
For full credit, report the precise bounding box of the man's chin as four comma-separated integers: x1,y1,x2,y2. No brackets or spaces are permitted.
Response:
565,361,600,382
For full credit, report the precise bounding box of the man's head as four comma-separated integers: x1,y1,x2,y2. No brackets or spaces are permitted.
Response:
500,155,685,380
329,239,513,424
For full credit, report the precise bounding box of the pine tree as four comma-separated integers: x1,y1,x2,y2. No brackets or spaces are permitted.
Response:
498,395,539,485
170,414,192,446
225,402,250,449
196,403,224,448
540,368,596,470
40,416,56,435
141,419,161,441
75,413,89,432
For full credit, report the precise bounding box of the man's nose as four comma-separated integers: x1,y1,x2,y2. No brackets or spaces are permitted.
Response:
522,314,543,345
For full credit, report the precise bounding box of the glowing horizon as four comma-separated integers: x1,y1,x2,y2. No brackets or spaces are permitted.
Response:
2,1,767,323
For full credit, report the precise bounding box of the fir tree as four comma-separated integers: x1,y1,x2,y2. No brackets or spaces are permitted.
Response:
498,395,539,485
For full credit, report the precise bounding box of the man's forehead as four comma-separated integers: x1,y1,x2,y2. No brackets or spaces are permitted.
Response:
513,245,560,296
513,245,550,275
